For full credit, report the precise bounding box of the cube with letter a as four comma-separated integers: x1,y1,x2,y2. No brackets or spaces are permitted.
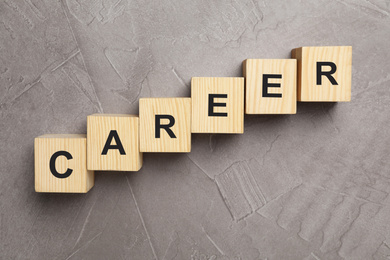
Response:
291,46,352,102
87,114,142,171
191,77,244,133
34,134,94,193
140,98,191,153
244,59,297,114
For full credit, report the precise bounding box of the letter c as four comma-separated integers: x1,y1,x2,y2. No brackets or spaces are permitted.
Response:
49,151,73,179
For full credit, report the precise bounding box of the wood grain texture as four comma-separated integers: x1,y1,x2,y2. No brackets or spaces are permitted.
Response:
292,46,352,102
35,134,94,193
244,59,297,114
140,98,191,152
87,114,142,171
191,77,244,133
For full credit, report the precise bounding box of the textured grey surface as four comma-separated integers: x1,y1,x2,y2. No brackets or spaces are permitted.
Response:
1,0,390,259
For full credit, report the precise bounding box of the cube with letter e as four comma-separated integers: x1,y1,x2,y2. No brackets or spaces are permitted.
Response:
244,59,297,114
140,98,191,153
191,77,244,133
292,46,352,102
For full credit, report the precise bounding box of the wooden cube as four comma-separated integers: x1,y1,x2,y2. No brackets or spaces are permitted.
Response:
191,77,244,133
35,134,94,193
87,114,142,171
140,98,191,152
244,59,297,114
291,46,352,102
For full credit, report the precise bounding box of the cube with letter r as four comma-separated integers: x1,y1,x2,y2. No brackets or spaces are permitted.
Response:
139,98,191,153
292,46,352,102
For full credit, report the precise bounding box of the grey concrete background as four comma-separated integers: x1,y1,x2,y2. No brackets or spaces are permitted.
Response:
1,0,390,259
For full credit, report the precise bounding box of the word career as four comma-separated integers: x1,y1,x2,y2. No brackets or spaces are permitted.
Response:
35,46,352,193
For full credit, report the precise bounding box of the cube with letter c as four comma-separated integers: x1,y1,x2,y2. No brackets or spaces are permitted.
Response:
191,77,244,133
140,98,191,152
35,134,94,193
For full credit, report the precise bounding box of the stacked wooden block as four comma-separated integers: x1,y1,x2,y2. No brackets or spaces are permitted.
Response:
35,46,352,193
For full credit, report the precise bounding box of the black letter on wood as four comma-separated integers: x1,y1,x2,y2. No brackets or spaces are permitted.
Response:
155,115,176,138
263,74,282,98
317,62,338,85
209,94,228,117
102,130,126,155
49,151,73,178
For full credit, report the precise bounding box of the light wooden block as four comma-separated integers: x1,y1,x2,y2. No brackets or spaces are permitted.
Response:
191,77,244,133
87,114,142,171
35,134,94,193
140,98,191,152
291,46,352,102
243,59,297,114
